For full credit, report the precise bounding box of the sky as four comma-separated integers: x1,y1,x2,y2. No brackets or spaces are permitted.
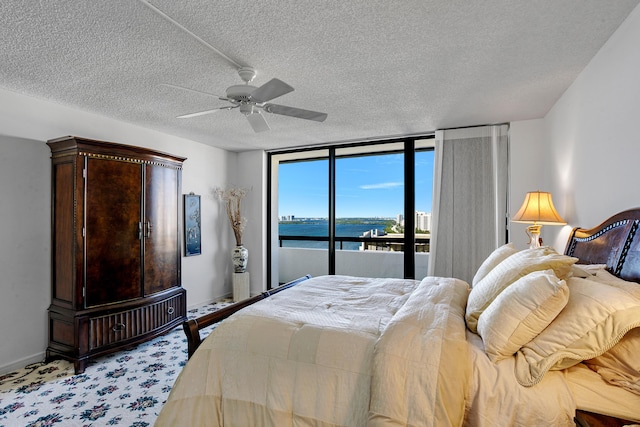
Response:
278,151,434,218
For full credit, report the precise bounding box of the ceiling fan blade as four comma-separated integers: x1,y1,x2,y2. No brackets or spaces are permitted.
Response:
250,78,294,103
159,83,226,99
176,105,237,119
246,112,270,132
177,109,220,119
263,103,328,122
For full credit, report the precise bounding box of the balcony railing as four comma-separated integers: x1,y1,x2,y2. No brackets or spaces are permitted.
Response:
277,235,431,284
278,235,430,251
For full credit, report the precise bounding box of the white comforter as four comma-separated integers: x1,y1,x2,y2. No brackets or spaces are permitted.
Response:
156,275,576,426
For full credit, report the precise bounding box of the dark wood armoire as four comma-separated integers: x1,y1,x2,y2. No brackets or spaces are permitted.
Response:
46,136,187,374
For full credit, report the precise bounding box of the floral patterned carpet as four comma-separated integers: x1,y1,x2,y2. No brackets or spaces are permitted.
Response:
0,301,231,427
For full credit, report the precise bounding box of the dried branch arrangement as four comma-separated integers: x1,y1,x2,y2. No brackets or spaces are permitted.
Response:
214,186,248,246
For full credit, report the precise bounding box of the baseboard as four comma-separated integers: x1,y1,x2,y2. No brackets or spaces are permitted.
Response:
0,351,46,376
186,293,232,311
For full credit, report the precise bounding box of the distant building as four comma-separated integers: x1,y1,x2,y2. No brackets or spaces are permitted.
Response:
280,215,295,221
415,211,431,231
394,212,431,231
359,215,430,252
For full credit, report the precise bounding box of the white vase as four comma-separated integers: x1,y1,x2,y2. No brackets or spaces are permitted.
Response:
232,245,248,273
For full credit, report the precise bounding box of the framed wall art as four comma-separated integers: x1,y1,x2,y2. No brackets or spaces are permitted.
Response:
183,193,201,256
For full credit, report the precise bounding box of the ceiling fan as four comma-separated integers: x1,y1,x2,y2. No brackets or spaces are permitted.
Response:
169,67,327,133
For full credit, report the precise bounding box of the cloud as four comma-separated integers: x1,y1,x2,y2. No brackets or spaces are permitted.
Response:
360,182,403,190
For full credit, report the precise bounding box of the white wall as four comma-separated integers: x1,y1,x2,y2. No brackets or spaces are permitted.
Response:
541,3,640,250
0,87,238,373
0,135,52,374
508,119,567,250
235,150,267,296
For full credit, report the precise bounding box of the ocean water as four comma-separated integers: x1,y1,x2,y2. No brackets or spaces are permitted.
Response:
278,219,392,250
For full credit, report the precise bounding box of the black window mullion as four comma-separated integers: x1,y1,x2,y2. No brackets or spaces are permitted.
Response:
404,140,416,279
328,148,336,274
266,154,273,289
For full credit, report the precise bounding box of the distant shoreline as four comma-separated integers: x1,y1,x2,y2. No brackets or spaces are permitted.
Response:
279,218,395,225
278,218,396,250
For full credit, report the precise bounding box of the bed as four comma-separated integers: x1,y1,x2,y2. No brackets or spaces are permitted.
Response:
156,208,640,426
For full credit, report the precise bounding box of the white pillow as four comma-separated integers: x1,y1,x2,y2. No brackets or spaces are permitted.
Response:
472,243,518,286
569,263,608,278
466,246,577,333
477,269,569,362
585,327,640,395
515,277,640,386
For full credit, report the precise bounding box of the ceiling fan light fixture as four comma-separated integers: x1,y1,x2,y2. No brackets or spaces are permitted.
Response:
226,84,255,101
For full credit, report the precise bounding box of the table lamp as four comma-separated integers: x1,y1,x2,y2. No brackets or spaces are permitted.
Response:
512,191,566,249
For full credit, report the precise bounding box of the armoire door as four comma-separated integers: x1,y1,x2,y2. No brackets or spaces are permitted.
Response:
143,163,180,295
84,157,143,307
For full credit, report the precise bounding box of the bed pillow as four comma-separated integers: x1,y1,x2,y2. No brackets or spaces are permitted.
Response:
477,269,569,362
514,277,640,386
472,242,518,286
466,246,577,333
585,327,640,395
569,263,608,278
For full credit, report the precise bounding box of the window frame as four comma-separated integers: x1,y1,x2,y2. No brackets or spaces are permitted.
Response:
267,135,435,288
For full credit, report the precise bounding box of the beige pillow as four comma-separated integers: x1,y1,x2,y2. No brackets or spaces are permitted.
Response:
515,277,640,386
466,246,577,333
472,243,518,286
585,327,640,395
477,269,569,362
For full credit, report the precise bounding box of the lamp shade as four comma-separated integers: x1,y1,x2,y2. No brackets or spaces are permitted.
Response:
512,191,566,225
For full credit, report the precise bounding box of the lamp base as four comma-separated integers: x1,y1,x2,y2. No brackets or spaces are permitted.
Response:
525,224,542,249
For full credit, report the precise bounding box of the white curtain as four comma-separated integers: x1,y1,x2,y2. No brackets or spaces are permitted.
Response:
428,124,509,284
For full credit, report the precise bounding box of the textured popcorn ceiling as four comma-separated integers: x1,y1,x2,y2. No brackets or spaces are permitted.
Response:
0,1,638,152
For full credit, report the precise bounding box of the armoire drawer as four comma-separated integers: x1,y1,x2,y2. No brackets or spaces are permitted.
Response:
89,293,185,350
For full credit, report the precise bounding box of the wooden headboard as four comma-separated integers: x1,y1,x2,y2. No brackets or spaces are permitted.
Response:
564,208,640,284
